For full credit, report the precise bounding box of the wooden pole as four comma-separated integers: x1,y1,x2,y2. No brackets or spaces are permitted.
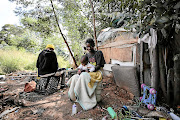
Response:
89,0,98,50
167,68,174,106
140,41,144,84
150,46,159,91
159,45,167,99
50,0,78,68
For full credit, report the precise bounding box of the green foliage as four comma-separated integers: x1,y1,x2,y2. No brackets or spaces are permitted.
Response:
2,45,18,51
0,25,42,53
103,0,180,45
0,48,37,73
0,23,68,55
0,60,20,74
140,0,179,45
0,48,70,74
15,1,58,38
6,1,69,58
21,15,56,38
57,55,70,68
97,0,141,30
0,49,21,73
7,0,179,52
13,30,39,52
0,24,24,45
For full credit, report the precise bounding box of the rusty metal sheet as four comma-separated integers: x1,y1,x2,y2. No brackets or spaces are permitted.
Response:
111,66,140,97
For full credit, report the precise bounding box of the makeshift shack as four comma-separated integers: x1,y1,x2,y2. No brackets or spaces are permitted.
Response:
97,27,140,97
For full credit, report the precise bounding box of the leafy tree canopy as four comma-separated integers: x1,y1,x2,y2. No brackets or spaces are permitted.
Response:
0,24,24,45
4,0,180,55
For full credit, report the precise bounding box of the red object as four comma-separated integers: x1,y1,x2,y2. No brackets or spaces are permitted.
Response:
24,81,36,92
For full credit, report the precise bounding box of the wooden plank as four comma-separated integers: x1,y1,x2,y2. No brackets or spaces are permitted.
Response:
143,43,151,86
150,47,159,90
99,39,138,49
159,46,167,99
100,48,111,64
100,47,133,63
167,68,174,105
173,54,180,106
140,42,144,84
111,47,132,62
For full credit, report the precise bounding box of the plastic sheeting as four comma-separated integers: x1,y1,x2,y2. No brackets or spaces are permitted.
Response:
97,28,128,46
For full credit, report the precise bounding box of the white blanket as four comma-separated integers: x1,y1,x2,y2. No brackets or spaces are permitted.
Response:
67,72,99,110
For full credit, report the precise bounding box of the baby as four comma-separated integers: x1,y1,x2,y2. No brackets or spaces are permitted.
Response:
77,55,95,74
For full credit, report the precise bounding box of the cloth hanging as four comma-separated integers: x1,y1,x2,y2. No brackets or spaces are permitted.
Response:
138,28,157,49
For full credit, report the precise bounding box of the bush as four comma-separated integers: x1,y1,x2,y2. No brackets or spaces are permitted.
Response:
0,50,21,73
0,59,20,73
0,48,71,74
0,49,37,74
57,56,71,68
24,61,37,70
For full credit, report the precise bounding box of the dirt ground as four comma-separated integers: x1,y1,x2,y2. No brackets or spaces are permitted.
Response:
0,72,178,120
0,72,135,120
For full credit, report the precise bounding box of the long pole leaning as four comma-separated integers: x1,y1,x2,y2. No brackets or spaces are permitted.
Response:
89,0,98,50
50,0,78,68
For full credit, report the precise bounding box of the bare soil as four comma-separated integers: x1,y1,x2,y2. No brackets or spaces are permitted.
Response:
0,73,133,120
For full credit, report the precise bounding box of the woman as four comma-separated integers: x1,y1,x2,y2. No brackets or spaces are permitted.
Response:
36,44,60,95
67,38,105,110
36,44,58,76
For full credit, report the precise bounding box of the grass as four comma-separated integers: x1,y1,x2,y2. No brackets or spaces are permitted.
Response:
0,48,70,74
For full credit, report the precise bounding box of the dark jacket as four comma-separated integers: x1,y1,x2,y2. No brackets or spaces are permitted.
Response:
36,49,58,75
86,50,106,71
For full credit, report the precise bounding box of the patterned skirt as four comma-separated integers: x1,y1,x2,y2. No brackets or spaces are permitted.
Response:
36,76,60,95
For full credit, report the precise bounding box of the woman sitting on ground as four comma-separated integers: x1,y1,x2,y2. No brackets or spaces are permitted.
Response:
66,38,105,110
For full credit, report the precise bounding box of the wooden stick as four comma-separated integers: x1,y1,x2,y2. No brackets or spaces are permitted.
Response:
89,0,98,50
50,0,78,68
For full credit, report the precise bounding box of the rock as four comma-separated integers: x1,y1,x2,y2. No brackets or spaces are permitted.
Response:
138,108,151,115
145,111,164,118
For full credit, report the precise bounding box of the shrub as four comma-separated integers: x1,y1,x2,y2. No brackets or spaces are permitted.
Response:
57,56,71,68
0,59,20,73
24,61,37,70
0,49,37,74
0,51,21,73
0,48,71,74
